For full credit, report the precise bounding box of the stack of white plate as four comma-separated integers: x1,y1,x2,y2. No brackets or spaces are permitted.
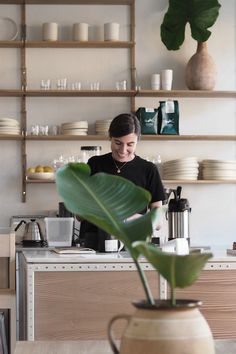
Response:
163,157,199,180
61,121,88,136
95,119,112,135
0,117,20,135
201,159,236,180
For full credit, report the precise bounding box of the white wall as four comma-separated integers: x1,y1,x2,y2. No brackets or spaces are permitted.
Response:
0,0,235,248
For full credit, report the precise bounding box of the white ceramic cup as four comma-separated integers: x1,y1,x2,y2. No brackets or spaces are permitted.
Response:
73,23,89,41
42,22,58,41
161,69,173,90
104,22,120,41
105,239,124,252
151,74,160,90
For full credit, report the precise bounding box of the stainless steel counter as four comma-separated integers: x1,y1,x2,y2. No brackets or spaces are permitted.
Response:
22,248,236,264
18,248,236,341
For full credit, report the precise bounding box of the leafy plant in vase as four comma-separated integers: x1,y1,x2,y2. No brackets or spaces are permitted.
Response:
161,0,221,90
56,163,214,354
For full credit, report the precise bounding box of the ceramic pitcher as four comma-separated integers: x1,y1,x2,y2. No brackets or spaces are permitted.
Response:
108,300,215,354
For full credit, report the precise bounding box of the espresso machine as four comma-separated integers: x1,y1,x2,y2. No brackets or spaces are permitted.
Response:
166,186,191,245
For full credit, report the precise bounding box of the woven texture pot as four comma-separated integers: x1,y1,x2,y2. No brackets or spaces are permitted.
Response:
185,42,217,90
108,300,215,354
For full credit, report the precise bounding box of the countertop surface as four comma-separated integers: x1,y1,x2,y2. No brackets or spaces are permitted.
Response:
21,248,236,264
14,339,236,354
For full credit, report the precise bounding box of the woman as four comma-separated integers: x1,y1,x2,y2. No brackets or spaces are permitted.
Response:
79,113,165,250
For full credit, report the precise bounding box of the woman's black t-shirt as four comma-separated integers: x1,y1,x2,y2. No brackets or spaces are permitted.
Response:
79,153,165,250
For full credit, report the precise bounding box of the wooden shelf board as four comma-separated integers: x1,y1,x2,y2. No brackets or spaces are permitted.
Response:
0,135,23,140
26,134,108,140
1,89,235,98
0,41,23,48
25,89,136,97
141,135,236,141
25,41,134,48
163,180,236,184
25,179,236,184
0,0,134,4
137,90,236,98
26,179,55,183
25,134,236,141
0,89,23,97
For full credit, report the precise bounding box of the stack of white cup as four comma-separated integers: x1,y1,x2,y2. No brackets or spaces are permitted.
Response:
73,23,89,41
104,22,120,41
151,70,173,91
151,74,160,90
42,22,58,41
161,69,173,90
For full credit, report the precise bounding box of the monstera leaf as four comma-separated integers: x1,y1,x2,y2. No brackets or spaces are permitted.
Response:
56,163,161,259
161,0,221,50
133,241,212,305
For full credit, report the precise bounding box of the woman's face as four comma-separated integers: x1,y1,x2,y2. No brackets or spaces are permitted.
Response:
110,133,138,162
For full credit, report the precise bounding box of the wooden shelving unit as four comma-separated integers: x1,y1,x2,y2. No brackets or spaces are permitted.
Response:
0,0,136,201
0,0,235,200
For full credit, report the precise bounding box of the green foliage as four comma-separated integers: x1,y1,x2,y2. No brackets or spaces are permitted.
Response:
56,163,212,306
161,0,221,50
56,163,160,260
133,242,212,305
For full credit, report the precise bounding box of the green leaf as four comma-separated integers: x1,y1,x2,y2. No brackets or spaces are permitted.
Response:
133,242,212,289
161,0,221,50
56,163,161,256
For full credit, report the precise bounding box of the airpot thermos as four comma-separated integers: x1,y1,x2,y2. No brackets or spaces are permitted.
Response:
167,186,191,244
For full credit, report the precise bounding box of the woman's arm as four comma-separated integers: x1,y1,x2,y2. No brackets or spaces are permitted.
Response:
149,200,163,230
126,201,163,230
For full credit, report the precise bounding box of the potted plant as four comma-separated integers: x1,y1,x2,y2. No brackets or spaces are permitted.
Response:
160,0,221,90
56,163,214,354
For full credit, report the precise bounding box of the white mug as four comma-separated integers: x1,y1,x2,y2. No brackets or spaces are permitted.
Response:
161,69,173,90
73,23,89,41
104,22,120,41
151,73,160,90
105,239,124,252
42,22,58,41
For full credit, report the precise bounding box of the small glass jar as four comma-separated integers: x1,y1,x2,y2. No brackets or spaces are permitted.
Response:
80,146,102,163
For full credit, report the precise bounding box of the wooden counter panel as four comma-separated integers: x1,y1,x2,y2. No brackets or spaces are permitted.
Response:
0,259,8,288
34,270,158,340
175,270,236,339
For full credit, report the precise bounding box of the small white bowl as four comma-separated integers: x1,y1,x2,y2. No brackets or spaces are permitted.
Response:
27,172,55,180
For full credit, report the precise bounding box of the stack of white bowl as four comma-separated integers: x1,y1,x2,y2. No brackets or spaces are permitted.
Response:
60,121,88,135
162,157,199,180
95,119,112,135
0,117,20,135
201,159,236,180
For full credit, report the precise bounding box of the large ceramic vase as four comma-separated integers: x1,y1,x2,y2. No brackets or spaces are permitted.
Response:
185,41,217,90
108,300,215,354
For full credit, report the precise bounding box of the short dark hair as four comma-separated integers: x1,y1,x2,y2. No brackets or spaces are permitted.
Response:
109,113,141,139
